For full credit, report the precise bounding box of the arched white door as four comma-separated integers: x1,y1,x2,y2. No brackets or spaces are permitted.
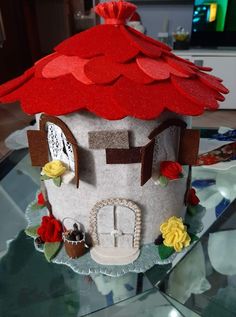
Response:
90,198,142,265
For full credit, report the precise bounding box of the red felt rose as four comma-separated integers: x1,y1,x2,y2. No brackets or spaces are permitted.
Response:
188,188,200,206
160,161,183,180
37,215,62,242
37,192,45,206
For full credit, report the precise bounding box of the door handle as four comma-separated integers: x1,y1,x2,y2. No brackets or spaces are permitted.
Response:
0,9,6,48
110,229,123,237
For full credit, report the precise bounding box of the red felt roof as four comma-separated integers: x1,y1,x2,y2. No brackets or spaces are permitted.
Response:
0,1,229,120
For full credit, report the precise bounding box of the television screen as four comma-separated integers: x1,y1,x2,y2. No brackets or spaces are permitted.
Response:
191,0,236,47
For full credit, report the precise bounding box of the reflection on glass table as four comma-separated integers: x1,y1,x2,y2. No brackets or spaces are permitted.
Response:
159,176,236,316
84,288,198,317
0,103,34,162
0,150,39,255
157,126,236,317
0,128,236,317
0,230,156,317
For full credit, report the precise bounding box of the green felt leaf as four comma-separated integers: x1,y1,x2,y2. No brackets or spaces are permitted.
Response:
40,174,51,181
31,202,44,211
189,233,199,243
25,225,40,238
53,176,62,187
158,176,168,187
44,242,61,262
187,205,198,216
158,244,175,260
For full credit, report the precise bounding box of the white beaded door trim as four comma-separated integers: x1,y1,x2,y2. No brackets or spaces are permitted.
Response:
89,198,142,248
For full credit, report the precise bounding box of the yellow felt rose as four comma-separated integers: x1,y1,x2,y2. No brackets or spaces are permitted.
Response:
42,160,67,178
160,216,191,252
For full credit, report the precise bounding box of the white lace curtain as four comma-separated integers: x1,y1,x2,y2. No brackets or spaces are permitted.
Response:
47,123,75,172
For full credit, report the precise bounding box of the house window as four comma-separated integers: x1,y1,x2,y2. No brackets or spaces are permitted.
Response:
27,114,79,187
47,122,75,172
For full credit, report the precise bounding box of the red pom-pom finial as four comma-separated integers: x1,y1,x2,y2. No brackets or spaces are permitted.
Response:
95,0,137,25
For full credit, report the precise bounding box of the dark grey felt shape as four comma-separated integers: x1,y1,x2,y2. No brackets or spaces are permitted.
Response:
106,147,141,164
88,130,129,149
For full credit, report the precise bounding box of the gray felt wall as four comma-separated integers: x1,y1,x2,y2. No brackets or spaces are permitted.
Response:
38,111,189,246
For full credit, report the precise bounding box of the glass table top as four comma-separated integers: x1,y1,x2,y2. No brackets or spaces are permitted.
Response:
0,129,235,317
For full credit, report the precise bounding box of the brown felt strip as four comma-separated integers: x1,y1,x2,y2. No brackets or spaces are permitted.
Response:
27,130,49,167
184,166,192,205
106,147,141,164
148,118,187,140
178,129,200,165
73,145,80,188
141,139,155,186
39,114,80,188
88,130,129,149
45,201,53,216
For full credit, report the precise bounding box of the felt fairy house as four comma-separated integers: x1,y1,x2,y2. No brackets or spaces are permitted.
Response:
0,1,228,265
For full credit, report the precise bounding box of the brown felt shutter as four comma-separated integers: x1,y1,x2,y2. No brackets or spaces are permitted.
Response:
27,130,49,167
141,139,155,186
178,129,200,165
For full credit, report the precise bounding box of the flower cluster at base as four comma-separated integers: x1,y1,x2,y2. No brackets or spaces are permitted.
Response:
157,161,183,187
25,210,63,262
156,216,198,260
37,215,63,243
188,188,200,206
160,216,190,252
187,188,201,216
31,192,46,210
37,192,45,205
41,160,67,187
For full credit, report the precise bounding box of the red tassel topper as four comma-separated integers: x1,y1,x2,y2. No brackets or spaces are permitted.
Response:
0,0,229,120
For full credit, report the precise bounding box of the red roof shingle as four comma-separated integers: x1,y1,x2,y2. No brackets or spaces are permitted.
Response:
0,0,229,120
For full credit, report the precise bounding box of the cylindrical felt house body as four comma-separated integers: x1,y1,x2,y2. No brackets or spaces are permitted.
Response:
36,111,189,264
0,0,228,266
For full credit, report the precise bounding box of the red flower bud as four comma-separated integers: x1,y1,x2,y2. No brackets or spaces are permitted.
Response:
37,192,45,206
37,215,62,242
188,188,200,206
160,161,183,180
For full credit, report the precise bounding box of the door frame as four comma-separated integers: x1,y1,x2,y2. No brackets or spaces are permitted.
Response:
90,198,142,249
